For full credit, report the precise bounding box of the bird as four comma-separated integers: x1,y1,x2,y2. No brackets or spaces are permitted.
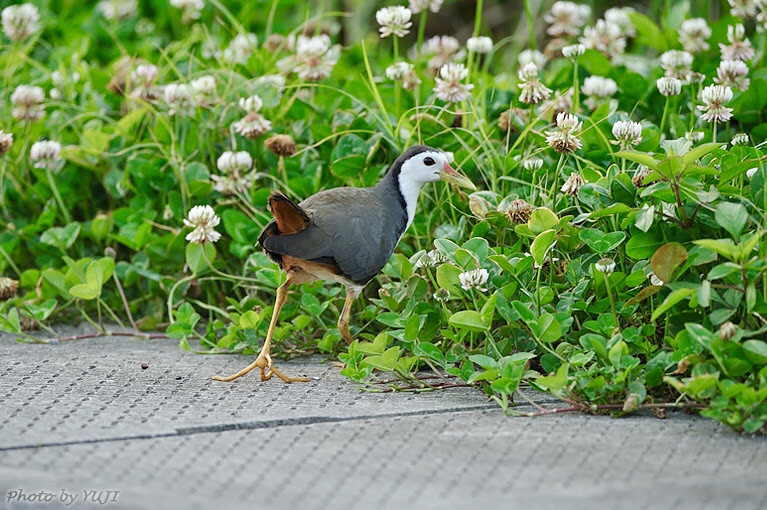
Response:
211,145,475,383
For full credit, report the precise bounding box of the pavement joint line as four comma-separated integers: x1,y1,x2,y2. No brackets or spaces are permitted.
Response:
0,404,499,453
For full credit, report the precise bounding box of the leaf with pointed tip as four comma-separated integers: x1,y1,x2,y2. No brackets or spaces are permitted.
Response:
715,202,749,240
651,288,695,321
682,142,723,165
614,150,658,170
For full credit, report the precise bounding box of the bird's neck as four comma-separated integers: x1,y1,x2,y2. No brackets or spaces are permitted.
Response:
377,170,421,231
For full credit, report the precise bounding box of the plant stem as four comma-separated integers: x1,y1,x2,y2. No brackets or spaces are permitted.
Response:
0,243,22,277
572,59,580,113
604,273,621,332
523,0,536,50
659,96,670,137
473,0,484,38
46,168,72,224
416,11,427,56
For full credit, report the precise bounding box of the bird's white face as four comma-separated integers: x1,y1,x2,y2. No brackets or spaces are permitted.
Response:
396,149,475,230
399,150,450,185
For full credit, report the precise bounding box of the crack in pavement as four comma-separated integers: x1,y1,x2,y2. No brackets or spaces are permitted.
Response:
0,404,498,452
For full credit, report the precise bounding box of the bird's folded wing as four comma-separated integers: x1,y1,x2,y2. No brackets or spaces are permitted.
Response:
262,189,404,284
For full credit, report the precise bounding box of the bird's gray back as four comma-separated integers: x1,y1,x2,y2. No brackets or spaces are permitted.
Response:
262,185,408,284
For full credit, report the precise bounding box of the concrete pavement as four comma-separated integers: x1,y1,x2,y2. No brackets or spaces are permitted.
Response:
1,328,765,510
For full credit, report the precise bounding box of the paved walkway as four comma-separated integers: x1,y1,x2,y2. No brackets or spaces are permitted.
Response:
1,329,765,510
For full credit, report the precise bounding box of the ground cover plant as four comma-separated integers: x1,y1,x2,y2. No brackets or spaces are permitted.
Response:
1,0,767,433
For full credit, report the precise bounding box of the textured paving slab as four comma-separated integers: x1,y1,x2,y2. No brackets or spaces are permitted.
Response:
0,333,493,450
1,330,766,510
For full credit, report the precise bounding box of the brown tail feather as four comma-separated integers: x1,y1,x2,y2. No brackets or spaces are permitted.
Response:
268,191,310,235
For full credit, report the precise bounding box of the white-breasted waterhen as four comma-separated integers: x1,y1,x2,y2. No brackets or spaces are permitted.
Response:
212,145,475,383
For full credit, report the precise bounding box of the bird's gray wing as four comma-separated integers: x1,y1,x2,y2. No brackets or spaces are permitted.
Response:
261,188,405,284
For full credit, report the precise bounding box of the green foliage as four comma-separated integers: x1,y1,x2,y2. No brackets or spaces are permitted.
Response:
1,1,767,434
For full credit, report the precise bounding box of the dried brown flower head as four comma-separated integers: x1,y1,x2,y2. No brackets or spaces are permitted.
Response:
505,199,533,224
0,276,19,300
264,134,297,157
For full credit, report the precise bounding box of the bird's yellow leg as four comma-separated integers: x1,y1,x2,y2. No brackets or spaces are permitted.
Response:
211,278,310,383
338,287,358,345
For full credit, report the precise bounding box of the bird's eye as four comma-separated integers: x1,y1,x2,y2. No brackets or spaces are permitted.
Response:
424,157,435,166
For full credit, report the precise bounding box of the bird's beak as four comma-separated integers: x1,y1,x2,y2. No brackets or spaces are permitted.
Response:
439,161,476,191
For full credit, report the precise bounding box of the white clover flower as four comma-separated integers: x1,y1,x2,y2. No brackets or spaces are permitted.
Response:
223,33,258,64
239,95,263,113
649,272,664,286
679,18,711,54
211,172,255,196
546,112,582,153
582,75,617,110
415,249,448,269
10,84,45,122
2,3,40,42
595,257,616,275
132,64,158,84
128,64,161,102
459,268,489,291
728,0,758,19
686,131,706,143
409,0,443,14
163,83,192,114
433,62,474,103
562,43,585,59
604,7,636,38
255,74,287,91
467,36,493,54
170,0,204,23
97,0,138,21
376,6,412,38
433,289,450,302
423,35,464,73
611,120,643,150
581,20,625,61
522,157,543,171
656,76,682,96
544,1,590,38
517,49,546,68
217,151,252,174
232,112,272,140
659,50,694,82
30,140,62,171
732,133,749,146
191,75,216,97
278,34,340,81
386,61,421,90
386,62,410,81
184,205,222,244
746,167,758,179
422,35,461,55
720,24,755,61
715,59,750,91
0,130,13,156
518,62,552,105
560,172,583,196
698,84,734,123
